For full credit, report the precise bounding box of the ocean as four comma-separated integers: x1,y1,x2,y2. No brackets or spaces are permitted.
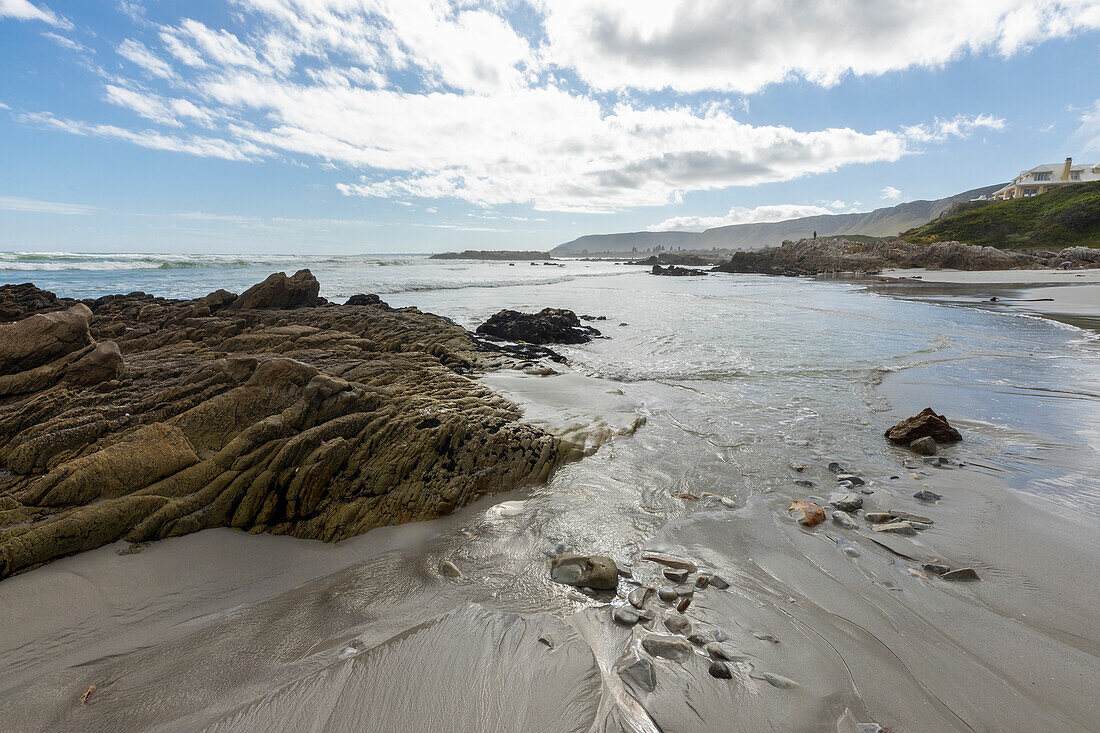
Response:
1,252,1098,731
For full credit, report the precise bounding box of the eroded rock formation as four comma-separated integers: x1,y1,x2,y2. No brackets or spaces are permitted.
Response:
0,271,566,578
476,308,600,345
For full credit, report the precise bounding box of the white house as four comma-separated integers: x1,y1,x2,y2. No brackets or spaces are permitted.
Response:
992,158,1100,200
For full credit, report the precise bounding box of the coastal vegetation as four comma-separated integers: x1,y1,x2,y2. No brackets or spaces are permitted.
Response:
902,180,1100,248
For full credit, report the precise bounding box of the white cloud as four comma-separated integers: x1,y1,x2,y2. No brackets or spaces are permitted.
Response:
902,113,1006,142
0,0,69,28
42,32,90,53
105,85,183,126
0,195,97,215
118,39,176,79
542,1,1100,93
1077,99,1100,152
881,185,903,201
649,203,851,232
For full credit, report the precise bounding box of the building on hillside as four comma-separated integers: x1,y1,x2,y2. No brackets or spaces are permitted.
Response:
991,158,1100,200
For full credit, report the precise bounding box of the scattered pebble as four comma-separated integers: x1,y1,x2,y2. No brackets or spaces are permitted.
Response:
757,672,798,689
642,552,697,572
439,560,463,578
628,587,649,609
694,575,710,590
910,436,937,456
663,568,689,583
664,614,691,635
889,510,932,524
836,473,865,486
872,521,917,536
641,633,693,661
831,510,858,530
752,631,780,643
922,562,950,575
827,462,844,473
794,479,815,487
789,500,826,526
708,575,730,590
942,567,980,582
708,661,734,679
614,606,642,626
705,642,739,661
829,492,863,512
79,685,96,706
864,512,894,523
618,656,657,693
720,496,737,509
676,596,692,613
657,586,678,602
913,490,943,502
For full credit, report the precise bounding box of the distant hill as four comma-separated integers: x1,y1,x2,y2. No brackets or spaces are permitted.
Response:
429,250,550,260
551,184,1004,256
902,180,1100,248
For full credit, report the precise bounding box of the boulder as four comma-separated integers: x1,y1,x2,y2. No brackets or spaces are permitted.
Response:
788,500,826,526
475,308,600,344
66,341,124,386
0,303,93,375
230,269,320,310
549,554,619,589
886,408,962,445
650,264,708,277
345,293,387,307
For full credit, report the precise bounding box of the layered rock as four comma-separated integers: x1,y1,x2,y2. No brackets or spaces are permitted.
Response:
476,308,600,345
714,238,1098,276
0,275,567,578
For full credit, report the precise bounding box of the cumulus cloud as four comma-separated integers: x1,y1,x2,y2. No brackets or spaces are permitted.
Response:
542,0,1100,93
881,185,903,201
0,0,69,28
649,203,852,232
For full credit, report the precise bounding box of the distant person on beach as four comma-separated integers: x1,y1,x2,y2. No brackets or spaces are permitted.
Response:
813,230,817,239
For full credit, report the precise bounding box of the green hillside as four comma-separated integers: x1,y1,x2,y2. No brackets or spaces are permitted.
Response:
902,179,1100,248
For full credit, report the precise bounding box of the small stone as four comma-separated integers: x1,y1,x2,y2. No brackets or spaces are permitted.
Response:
676,596,691,613
708,575,730,590
858,724,884,733
913,490,943,502
617,565,634,578
864,512,894,523
694,575,710,590
641,633,693,662
836,473,865,486
889,510,932,524
827,462,844,473
708,661,733,679
657,586,678,602
642,552,697,572
705,642,739,661
550,554,619,589
788,500,826,526
663,568,689,583
664,614,691,635
628,586,650,609
614,606,641,626
907,521,933,531
942,567,980,581
872,521,917,536
792,464,806,472
439,560,463,578
794,479,814,487
752,631,780,643
829,492,863,512
903,458,922,469
720,496,737,509
618,656,657,693
910,436,938,455
922,562,950,575
757,672,798,689
831,510,858,529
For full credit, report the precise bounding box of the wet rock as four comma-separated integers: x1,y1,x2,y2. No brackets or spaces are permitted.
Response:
788,500,826,526
889,510,932,524
708,574,730,590
708,661,733,679
858,724,884,733
676,596,691,613
705,642,739,661
829,492,863,512
757,672,798,689
440,560,463,578
657,586,678,602
694,575,710,590
475,308,599,345
0,303,94,375
942,567,980,581
550,554,619,590
663,568,689,583
628,587,650,609
886,407,962,445
617,655,657,693
664,614,691,635
674,584,695,599
230,269,320,310
831,510,859,529
922,562,950,575
864,512,894,523
872,521,917,536
752,631,780,643
641,633,693,662
794,479,815,487
651,264,708,277
913,490,943,502
641,552,697,572
344,293,387,307
910,436,938,456
613,606,641,626
836,473,865,486
827,462,844,473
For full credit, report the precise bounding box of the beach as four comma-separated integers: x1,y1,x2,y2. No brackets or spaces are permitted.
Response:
1,257,1098,732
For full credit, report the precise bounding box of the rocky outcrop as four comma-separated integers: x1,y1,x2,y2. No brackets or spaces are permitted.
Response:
886,408,962,445
714,238,1098,276
229,269,322,310
345,293,387,307
475,308,600,345
0,275,568,578
650,264,708,277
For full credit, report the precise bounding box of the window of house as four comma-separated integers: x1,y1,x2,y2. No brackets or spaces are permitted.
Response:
1033,171,1051,181
1022,188,1038,196
1071,171,1081,180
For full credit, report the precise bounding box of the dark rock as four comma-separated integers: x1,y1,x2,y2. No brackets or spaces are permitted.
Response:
0,303,94,375
827,462,844,473
641,633,693,661
650,264,708,277
829,492,863,512
864,512,894,523
642,552,697,572
694,574,710,590
708,574,730,590
663,568,689,583
922,562,950,575
664,614,691,635
794,479,814,487
345,293,388,307
942,567,980,581
708,661,733,679
886,407,962,445
475,308,599,345
913,490,943,502
676,596,691,613
836,473,865,486
550,554,619,589
910,436,938,455
705,642,739,661
657,586,678,602
831,510,858,529
613,606,641,626
617,655,657,693
752,632,780,643
230,269,320,310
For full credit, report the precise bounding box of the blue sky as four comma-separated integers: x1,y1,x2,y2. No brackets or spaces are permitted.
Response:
1,0,1099,254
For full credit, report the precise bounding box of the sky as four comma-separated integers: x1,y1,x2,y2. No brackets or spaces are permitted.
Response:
1,0,1099,254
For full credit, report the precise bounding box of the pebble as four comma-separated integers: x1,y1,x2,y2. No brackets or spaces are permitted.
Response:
890,510,932,524
908,521,933,531
664,614,691,635
628,587,649,609
663,568,689,583
721,497,737,509
910,436,937,456
642,552,697,572
708,574,730,590
872,521,917,536
694,575,710,590
831,510,858,529
828,462,844,473
922,562,950,575
836,473,865,486
829,492,863,512
641,633,693,662
618,656,657,693
913,490,943,502
794,479,815,487
858,725,884,733
864,512,894,523
942,567,980,581
705,642,739,661
674,584,695,599
789,500,826,526
757,672,798,689
439,560,463,578
676,596,692,613
614,606,641,626
708,661,733,679
752,631,780,643
657,586,678,602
